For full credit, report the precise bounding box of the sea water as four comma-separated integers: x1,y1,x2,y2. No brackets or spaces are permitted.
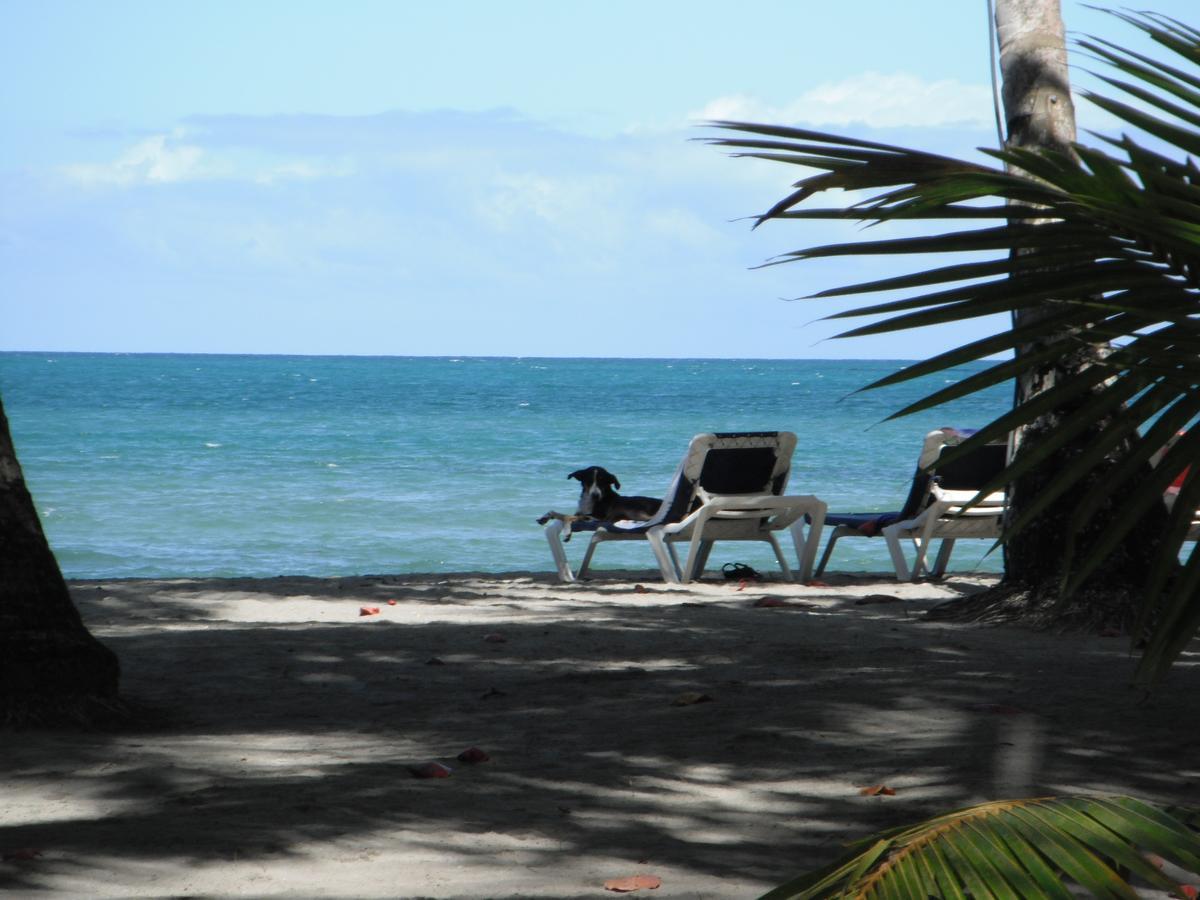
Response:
0,353,1008,579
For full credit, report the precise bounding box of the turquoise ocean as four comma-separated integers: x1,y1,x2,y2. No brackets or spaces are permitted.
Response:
0,353,1009,580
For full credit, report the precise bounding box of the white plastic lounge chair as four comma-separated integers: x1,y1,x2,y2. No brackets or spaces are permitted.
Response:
814,428,1006,581
881,437,1007,581
543,431,827,584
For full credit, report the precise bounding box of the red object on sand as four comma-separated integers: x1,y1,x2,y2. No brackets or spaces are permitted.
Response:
457,747,490,763
859,784,897,797
359,606,381,616
387,599,398,606
604,874,662,892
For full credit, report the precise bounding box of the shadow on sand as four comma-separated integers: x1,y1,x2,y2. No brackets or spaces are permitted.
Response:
1,571,1197,896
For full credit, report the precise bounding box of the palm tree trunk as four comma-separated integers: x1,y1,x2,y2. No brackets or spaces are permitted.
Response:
985,0,1166,626
0,395,122,725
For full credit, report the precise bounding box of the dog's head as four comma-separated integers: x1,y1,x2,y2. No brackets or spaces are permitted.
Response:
569,466,620,515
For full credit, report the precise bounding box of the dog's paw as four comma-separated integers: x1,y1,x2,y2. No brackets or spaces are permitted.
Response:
536,513,551,525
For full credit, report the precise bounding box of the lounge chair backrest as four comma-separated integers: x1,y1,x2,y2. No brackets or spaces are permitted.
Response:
650,431,796,526
933,441,1007,491
897,428,1006,518
894,428,978,520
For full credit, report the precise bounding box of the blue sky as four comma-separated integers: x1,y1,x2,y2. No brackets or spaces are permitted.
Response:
2,1,1193,358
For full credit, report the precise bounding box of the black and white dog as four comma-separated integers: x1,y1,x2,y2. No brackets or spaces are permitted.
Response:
537,466,661,539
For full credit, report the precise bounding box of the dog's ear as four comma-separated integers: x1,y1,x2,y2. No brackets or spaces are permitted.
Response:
568,469,588,482
602,470,621,490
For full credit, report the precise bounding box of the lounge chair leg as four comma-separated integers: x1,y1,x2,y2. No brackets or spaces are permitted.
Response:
910,536,931,580
883,525,913,581
813,528,839,578
545,520,576,583
647,526,681,583
690,540,715,580
681,532,708,582
666,541,683,579
795,505,826,582
932,539,956,578
577,534,601,579
768,534,794,581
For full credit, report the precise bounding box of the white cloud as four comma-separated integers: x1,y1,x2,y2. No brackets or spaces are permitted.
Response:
59,130,352,188
61,133,206,186
476,171,622,233
696,72,993,129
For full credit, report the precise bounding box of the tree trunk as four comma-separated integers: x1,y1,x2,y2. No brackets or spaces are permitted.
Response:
933,0,1167,629
0,395,122,726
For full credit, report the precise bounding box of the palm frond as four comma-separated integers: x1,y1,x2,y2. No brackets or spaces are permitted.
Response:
761,796,1200,900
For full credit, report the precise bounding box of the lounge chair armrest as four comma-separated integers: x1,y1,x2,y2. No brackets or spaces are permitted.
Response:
660,494,826,534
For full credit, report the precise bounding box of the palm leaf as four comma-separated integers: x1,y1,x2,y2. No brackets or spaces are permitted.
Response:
711,9,1200,683
760,796,1200,900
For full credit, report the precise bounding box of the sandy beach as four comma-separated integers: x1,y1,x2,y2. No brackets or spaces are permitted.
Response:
2,570,1198,898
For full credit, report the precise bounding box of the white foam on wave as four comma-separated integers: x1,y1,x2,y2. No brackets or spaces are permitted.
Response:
205,442,222,448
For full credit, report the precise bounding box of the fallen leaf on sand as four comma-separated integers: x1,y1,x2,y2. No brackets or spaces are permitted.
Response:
483,633,507,643
425,657,445,666
859,785,897,796
855,594,901,606
359,606,381,616
408,762,452,779
633,584,649,594
2,848,43,862
387,599,398,606
672,692,714,707
457,747,490,763
604,874,662,892
805,580,830,587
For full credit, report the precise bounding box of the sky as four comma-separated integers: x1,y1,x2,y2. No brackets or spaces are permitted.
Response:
1,1,1195,359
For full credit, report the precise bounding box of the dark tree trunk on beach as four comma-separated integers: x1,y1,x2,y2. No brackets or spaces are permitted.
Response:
0,395,122,726
935,0,1167,629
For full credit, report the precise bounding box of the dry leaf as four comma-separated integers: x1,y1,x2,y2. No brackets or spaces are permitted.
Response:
387,599,398,606
858,784,897,796
604,874,662,892
457,747,490,763
408,762,452,779
805,580,830,587
359,606,381,616
483,633,507,643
